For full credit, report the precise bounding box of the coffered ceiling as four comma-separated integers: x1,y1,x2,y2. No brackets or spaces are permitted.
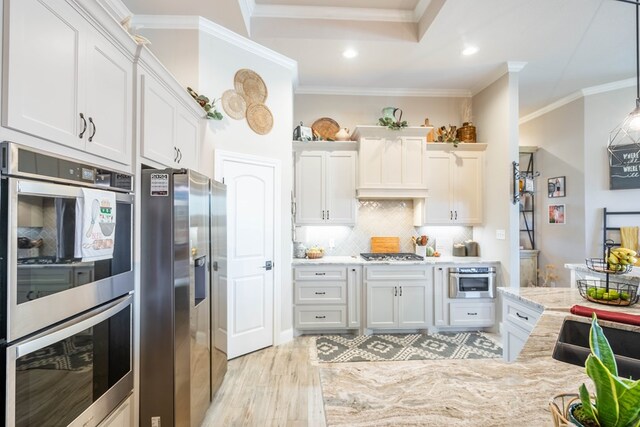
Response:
123,0,638,117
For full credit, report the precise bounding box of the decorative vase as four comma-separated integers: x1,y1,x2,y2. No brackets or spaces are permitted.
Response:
335,128,350,141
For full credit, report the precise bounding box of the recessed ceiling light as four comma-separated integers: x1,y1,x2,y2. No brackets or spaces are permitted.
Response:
462,46,479,56
343,49,358,59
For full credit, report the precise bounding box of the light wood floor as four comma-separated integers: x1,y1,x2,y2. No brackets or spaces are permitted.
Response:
201,337,326,427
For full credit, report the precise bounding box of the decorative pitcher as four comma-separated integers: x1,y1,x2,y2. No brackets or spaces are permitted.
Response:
335,128,350,141
381,107,403,123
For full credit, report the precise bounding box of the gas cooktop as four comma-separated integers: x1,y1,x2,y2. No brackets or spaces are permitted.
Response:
360,253,424,261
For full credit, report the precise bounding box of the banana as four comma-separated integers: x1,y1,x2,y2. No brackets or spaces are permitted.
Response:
609,253,620,264
615,247,637,257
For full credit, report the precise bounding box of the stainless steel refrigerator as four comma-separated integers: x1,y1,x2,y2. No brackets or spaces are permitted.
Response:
140,168,213,427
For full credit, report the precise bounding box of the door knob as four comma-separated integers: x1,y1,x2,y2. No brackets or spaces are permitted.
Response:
260,261,273,271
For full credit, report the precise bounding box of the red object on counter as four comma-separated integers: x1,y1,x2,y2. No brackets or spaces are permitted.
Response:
570,305,640,327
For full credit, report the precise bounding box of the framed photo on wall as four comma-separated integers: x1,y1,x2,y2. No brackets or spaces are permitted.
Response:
548,176,566,198
548,204,566,224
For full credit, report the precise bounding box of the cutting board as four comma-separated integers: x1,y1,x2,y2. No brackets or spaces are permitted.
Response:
371,237,400,253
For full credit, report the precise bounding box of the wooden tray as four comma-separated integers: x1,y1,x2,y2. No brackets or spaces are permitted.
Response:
371,237,400,253
312,117,340,140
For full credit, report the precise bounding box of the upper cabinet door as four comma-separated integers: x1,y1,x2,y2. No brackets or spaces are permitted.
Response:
85,35,132,165
358,137,384,188
295,151,325,224
381,138,402,186
175,107,200,170
453,151,483,224
325,151,356,225
4,0,85,146
401,137,425,188
424,151,454,224
140,74,177,167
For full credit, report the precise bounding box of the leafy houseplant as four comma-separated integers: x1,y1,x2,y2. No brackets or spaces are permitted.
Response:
571,315,640,427
187,87,223,120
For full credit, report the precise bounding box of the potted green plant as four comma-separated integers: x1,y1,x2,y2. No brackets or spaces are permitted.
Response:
569,315,640,427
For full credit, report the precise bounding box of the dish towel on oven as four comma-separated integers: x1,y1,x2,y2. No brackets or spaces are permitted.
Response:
74,188,116,261
620,226,640,266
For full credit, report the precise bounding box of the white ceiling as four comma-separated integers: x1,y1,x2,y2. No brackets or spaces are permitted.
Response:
123,0,639,117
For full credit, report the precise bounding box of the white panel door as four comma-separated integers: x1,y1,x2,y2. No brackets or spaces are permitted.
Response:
424,151,454,224
85,35,132,165
366,282,397,328
453,151,484,224
382,138,403,186
5,0,85,146
325,151,356,224
217,156,275,359
358,138,384,187
175,107,200,170
402,137,425,187
140,74,176,167
295,151,325,224
398,283,428,328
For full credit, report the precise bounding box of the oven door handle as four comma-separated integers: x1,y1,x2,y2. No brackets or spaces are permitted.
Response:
16,179,134,203
450,273,495,279
14,295,131,358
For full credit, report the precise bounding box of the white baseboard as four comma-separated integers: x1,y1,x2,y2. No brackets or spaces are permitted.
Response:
278,328,294,345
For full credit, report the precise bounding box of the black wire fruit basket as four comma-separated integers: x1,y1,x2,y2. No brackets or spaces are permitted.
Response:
577,279,639,307
585,257,633,275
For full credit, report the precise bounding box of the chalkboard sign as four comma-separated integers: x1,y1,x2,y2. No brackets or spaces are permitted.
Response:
610,144,640,190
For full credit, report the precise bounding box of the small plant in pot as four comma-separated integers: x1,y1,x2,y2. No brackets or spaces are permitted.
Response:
570,315,640,427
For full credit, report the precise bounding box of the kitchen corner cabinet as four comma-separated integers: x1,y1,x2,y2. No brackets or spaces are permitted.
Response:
353,126,430,199
433,266,495,329
4,0,133,166
293,265,361,330
137,51,202,171
414,144,486,226
294,149,357,225
501,292,543,362
364,266,430,329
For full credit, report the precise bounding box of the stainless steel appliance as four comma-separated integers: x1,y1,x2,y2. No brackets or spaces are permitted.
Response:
1,142,134,427
360,252,424,261
448,266,496,299
140,169,215,427
1,142,134,342
210,180,227,399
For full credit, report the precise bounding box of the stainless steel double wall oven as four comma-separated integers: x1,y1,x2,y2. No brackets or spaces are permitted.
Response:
1,142,134,427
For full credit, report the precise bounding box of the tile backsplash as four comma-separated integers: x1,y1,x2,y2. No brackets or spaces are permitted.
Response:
295,200,473,256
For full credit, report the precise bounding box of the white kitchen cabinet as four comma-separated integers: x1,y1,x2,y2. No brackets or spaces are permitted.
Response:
501,291,543,362
414,144,486,226
294,150,356,225
138,60,202,171
4,0,133,166
98,394,133,427
293,265,361,330
364,265,430,330
353,126,430,199
433,265,497,330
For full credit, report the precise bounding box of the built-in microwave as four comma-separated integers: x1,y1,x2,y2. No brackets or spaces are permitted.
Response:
448,266,496,299
1,142,134,342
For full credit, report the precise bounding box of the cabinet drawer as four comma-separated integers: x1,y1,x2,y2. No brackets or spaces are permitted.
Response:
295,282,347,304
365,266,429,280
449,302,495,327
504,297,541,333
295,306,347,329
294,267,347,281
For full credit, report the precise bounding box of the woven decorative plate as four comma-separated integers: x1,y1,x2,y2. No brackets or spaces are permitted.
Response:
234,69,268,106
312,117,340,140
221,89,247,120
246,103,273,135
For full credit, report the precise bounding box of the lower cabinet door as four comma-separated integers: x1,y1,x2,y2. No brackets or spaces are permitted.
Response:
398,283,428,328
449,302,495,327
503,321,529,362
366,282,397,328
99,394,132,427
295,306,347,329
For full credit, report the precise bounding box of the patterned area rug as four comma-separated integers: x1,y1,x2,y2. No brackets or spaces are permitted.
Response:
315,332,501,363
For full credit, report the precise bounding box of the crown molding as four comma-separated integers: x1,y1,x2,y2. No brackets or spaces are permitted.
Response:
295,85,471,98
413,0,432,21
96,0,132,22
238,0,256,36
251,4,415,22
519,78,636,125
131,15,298,75
471,61,528,96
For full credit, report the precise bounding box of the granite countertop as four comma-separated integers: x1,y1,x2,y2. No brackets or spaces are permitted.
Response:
320,287,640,426
292,255,499,266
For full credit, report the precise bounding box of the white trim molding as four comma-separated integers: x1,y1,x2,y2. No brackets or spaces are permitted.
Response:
238,0,256,35
472,61,528,96
519,77,636,124
295,85,471,98
252,4,414,23
130,15,298,74
96,0,132,22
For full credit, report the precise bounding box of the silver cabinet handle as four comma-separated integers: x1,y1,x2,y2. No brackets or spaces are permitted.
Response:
177,149,182,163
315,272,325,276
399,286,402,296
322,210,325,220
455,210,458,220
394,286,397,296
450,211,453,220
516,312,529,321
88,117,96,142
174,147,179,162
315,315,326,319
467,312,478,316
327,210,330,220
315,291,326,295
79,113,87,138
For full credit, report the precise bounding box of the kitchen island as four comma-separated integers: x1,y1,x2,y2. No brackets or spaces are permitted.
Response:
318,287,640,426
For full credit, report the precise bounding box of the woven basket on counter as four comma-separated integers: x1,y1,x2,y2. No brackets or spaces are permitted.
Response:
456,122,476,142
577,279,639,306
306,249,324,259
